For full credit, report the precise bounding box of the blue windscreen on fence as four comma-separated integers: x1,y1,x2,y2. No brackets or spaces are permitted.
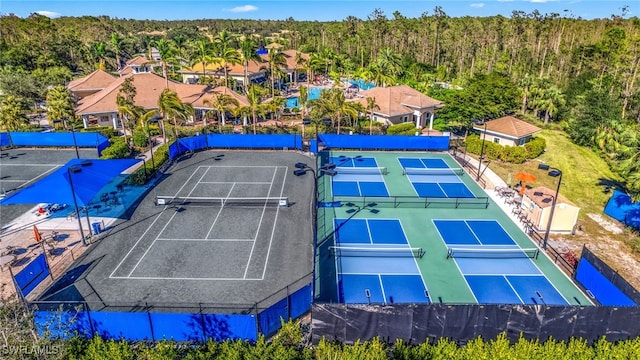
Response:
14,253,50,297
289,284,313,319
259,298,289,337
604,190,640,230
0,132,9,147
1,132,110,156
575,257,636,306
34,310,258,341
310,139,318,154
318,134,449,150
169,134,303,160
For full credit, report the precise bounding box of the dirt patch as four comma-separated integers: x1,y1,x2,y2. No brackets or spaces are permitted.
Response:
587,213,624,234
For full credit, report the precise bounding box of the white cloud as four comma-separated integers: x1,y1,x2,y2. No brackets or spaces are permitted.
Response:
470,3,485,8
530,0,551,3
226,5,258,13
35,10,61,18
497,0,514,2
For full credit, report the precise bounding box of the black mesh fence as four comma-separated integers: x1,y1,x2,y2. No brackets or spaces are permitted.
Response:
312,303,640,344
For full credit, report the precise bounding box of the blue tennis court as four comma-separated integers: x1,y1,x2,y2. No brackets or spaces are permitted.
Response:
398,157,474,198
434,219,569,305
331,156,389,197
333,218,429,304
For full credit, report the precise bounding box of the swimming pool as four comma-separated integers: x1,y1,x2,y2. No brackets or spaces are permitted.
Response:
286,87,325,108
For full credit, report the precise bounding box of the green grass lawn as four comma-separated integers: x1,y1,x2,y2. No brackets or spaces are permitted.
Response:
485,129,640,287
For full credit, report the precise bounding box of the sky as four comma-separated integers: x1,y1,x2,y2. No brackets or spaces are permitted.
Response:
0,0,634,22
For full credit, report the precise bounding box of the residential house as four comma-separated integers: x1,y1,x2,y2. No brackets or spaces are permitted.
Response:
67,70,117,100
71,71,247,129
521,186,580,234
351,85,443,129
473,116,541,146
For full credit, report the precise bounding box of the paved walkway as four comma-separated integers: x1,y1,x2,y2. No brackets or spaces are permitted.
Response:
454,152,528,233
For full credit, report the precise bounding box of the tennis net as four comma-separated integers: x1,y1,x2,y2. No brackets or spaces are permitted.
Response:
403,167,464,176
155,196,289,207
330,245,425,258
446,247,539,259
336,167,388,175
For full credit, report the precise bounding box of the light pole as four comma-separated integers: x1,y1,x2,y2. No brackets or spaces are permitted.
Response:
67,163,94,245
66,117,80,159
136,154,148,181
538,164,562,250
302,118,311,140
146,117,161,172
472,119,488,181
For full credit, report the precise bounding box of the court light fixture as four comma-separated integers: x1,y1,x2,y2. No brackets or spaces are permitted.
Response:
537,163,563,250
295,162,308,169
321,163,336,170
293,169,307,176
346,208,357,214
368,209,380,214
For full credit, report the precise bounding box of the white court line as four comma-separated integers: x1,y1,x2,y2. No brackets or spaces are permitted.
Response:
17,165,61,188
378,274,387,305
243,167,278,279
203,183,235,239
0,163,63,166
156,238,254,242
127,167,211,277
503,275,526,304
109,210,170,278
259,166,288,280
0,179,29,182
200,181,272,184
109,275,262,281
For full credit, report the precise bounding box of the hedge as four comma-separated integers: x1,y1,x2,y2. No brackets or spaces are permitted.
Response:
465,135,546,164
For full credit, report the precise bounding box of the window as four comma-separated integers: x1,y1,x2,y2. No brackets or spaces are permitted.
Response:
402,116,409,123
519,138,527,146
493,137,500,144
373,116,378,121
529,203,534,212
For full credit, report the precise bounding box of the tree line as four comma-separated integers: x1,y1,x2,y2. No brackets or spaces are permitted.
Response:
0,9,638,194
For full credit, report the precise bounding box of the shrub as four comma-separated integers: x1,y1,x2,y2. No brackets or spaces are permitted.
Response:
629,236,640,253
131,128,149,148
502,145,528,163
386,122,417,135
99,137,130,159
81,126,118,138
525,137,546,158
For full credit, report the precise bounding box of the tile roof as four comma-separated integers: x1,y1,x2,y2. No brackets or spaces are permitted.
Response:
76,72,248,115
357,85,443,116
67,70,117,92
182,58,266,76
524,186,575,208
476,116,541,139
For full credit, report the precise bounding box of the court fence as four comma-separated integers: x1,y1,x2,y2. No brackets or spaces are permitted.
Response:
318,134,449,151
168,134,304,160
328,195,490,209
312,302,640,345
0,131,110,156
29,273,312,341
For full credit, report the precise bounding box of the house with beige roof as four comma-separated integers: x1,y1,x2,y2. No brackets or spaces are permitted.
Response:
351,85,443,129
520,186,580,234
473,116,541,146
118,55,159,76
179,49,309,87
71,71,247,129
67,70,117,100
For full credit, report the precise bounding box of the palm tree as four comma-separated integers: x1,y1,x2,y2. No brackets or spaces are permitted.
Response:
216,47,241,89
188,37,215,82
375,47,402,80
311,88,360,134
267,48,287,98
109,33,125,71
157,88,191,141
204,93,239,127
245,85,266,134
294,51,306,86
518,74,534,115
0,95,29,132
365,97,380,135
45,86,75,130
268,96,286,126
534,85,566,124
239,37,260,94
152,39,176,89
299,85,309,116
90,41,108,71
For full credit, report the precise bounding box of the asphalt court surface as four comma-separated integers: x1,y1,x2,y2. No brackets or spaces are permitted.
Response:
0,148,100,227
111,164,287,280
38,150,315,308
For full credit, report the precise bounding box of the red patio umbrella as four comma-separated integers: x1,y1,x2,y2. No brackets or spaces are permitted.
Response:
33,225,42,242
515,172,537,195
